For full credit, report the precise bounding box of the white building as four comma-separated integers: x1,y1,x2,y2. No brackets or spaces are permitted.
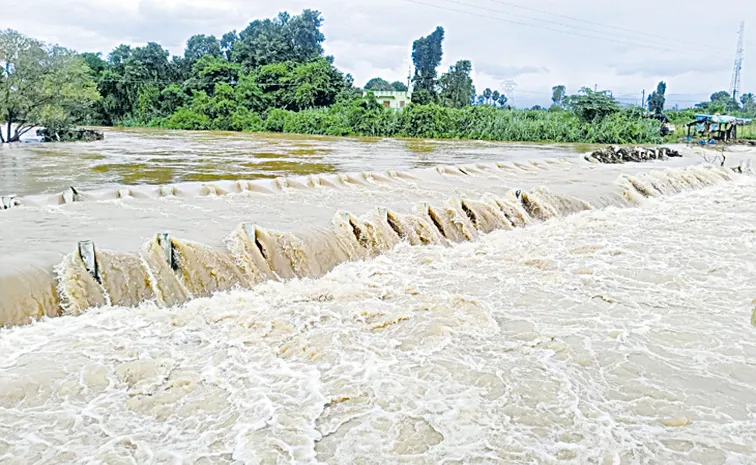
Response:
364,91,411,110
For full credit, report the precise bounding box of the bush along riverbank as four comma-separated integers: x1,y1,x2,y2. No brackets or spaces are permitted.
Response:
139,96,664,145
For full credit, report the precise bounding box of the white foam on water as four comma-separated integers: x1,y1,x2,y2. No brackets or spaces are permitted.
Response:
1,178,755,464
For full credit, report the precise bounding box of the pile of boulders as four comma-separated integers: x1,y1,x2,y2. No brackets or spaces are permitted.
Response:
36,128,104,143
585,146,681,164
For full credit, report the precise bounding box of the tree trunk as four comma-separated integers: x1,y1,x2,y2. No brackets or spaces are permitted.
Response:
6,111,11,143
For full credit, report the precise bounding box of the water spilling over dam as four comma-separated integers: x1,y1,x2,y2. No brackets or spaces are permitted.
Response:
1,144,750,327
1,136,755,463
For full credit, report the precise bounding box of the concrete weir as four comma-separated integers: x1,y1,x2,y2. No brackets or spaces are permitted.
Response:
0,146,753,327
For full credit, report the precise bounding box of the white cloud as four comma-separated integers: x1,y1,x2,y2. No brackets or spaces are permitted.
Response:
1,0,752,107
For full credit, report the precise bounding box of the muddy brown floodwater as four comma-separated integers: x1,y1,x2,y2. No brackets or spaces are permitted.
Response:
0,127,595,196
1,130,755,464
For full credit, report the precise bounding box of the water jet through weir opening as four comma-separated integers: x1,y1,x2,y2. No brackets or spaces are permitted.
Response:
77,240,100,284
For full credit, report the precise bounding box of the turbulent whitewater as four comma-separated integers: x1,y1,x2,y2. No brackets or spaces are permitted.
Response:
1,175,755,464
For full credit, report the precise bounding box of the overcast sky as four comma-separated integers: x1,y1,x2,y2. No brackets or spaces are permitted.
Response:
2,0,753,107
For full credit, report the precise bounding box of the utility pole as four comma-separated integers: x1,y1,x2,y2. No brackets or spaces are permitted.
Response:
501,79,517,107
730,21,745,101
642,89,646,109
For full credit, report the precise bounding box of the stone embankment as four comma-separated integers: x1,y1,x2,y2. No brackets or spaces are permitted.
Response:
586,146,681,164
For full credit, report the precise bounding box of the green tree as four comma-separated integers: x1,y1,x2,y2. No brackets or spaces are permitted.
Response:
184,34,221,65
567,87,621,122
364,77,392,91
80,52,107,76
492,90,500,106
158,84,190,116
482,88,492,105
551,85,566,107
390,81,408,92
476,95,485,105
220,31,238,60
411,26,444,103
647,81,666,114
0,29,100,143
185,55,241,95
710,91,732,102
741,92,755,114
232,10,325,68
234,73,265,112
91,45,136,124
124,42,172,83
107,44,132,71
121,42,174,121
253,58,350,111
438,60,475,109
697,90,740,113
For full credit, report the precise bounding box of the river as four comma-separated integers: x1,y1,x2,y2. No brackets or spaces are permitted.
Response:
0,129,755,464
0,128,594,196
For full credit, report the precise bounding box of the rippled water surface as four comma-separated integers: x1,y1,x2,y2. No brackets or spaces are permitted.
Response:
1,179,755,464
0,128,593,196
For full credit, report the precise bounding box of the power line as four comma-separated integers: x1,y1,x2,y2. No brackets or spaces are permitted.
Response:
436,0,718,54
481,0,731,54
405,0,718,57
97,76,309,87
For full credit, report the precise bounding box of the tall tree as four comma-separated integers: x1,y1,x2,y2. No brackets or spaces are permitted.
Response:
107,44,132,71
390,81,408,92
438,60,475,109
185,55,241,95
567,87,620,122
0,29,100,142
232,10,325,69
253,58,350,111
482,88,492,105
411,26,444,103
492,90,500,106
710,90,733,102
647,81,666,114
122,42,175,121
364,77,392,91
220,31,238,60
184,34,221,65
80,52,107,76
551,85,566,107
697,90,741,113
741,92,755,114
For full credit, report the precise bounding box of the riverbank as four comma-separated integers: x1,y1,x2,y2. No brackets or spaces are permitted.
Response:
136,103,664,145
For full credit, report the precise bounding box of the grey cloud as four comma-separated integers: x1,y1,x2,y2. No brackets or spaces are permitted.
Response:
612,57,731,78
329,42,409,73
476,64,550,79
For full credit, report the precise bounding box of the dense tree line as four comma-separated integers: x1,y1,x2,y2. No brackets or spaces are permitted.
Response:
77,10,355,128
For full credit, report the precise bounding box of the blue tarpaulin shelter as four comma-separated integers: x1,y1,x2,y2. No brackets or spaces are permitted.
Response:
687,114,753,141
